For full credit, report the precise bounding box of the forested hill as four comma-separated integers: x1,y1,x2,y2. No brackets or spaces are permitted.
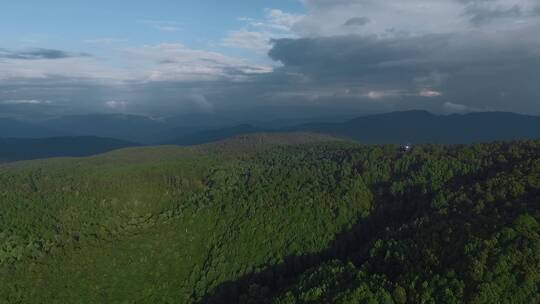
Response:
196,132,343,154
0,138,538,303
174,124,268,146
0,136,140,163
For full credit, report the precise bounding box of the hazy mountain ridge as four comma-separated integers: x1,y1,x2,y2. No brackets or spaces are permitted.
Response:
290,110,540,144
0,136,140,163
0,117,62,138
172,110,540,146
41,114,170,144
2,110,539,163
4,110,540,146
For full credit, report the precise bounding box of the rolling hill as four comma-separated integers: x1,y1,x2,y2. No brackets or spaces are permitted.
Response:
195,132,343,154
172,124,268,146
0,136,538,303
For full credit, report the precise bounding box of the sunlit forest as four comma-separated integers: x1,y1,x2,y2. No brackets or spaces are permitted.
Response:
1,136,538,303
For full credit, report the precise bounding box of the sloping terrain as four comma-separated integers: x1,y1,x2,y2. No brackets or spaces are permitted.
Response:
195,132,344,154
0,135,538,303
173,124,268,146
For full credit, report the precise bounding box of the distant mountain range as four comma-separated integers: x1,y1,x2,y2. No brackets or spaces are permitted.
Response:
42,114,171,144
0,136,139,163
0,113,350,144
1,110,539,163
171,111,540,145
0,117,61,138
1,114,173,144
289,110,540,144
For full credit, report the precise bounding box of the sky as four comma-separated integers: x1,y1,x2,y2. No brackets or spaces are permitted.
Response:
1,0,540,121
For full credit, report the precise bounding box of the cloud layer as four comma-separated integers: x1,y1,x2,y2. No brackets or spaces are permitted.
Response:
0,48,88,60
1,0,540,121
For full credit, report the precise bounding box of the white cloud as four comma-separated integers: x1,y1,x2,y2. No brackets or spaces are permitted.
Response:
443,102,469,112
367,91,390,99
277,87,444,101
126,43,272,82
0,99,51,105
105,100,128,109
0,44,272,84
239,9,304,32
264,9,304,32
222,30,273,51
364,88,442,99
223,9,304,51
419,89,442,97
0,56,130,82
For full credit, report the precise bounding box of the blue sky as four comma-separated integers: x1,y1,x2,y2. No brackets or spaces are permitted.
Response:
1,0,540,120
0,1,303,60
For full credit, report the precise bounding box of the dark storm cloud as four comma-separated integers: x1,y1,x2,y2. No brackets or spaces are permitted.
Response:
456,0,540,25
268,23,540,114
158,59,177,64
344,17,370,27
269,35,439,79
0,48,89,60
270,29,540,80
466,4,522,25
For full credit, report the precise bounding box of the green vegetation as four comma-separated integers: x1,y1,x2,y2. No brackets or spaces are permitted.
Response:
0,135,538,303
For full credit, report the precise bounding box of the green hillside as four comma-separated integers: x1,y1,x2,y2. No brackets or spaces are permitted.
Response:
0,134,538,303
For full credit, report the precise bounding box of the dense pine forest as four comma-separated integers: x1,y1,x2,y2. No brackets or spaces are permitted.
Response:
0,135,538,303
